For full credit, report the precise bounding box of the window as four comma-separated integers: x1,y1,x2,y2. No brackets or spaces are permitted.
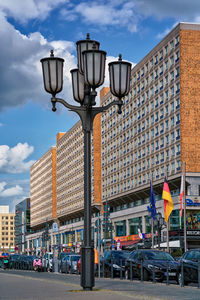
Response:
165,45,168,55
170,40,174,50
129,217,142,235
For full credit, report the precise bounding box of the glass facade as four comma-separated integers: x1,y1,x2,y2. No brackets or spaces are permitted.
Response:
129,217,142,235
115,220,126,236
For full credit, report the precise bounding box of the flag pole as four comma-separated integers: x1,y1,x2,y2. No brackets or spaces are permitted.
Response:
183,162,187,252
167,220,169,252
151,174,154,249
165,168,169,252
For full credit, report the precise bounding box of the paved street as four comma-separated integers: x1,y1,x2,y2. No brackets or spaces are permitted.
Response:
0,269,200,300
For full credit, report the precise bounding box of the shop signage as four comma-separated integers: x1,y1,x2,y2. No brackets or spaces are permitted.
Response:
187,230,200,236
186,198,200,207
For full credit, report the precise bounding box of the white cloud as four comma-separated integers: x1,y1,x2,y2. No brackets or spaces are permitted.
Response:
0,0,67,23
59,0,200,34
61,1,138,33
0,142,35,174
0,179,30,212
0,12,76,112
0,181,23,197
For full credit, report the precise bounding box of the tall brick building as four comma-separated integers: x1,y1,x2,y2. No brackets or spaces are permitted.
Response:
100,23,200,249
26,23,200,253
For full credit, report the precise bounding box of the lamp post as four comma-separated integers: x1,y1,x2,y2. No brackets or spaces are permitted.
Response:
40,33,131,290
154,213,165,250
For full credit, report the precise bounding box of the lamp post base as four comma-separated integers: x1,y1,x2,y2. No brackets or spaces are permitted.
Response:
81,246,94,290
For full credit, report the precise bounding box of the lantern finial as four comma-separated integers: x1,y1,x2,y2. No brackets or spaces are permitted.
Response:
118,54,122,61
86,33,90,40
50,50,54,57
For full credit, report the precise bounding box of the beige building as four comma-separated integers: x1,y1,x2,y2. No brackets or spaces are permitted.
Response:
27,115,102,253
100,23,200,249
27,22,200,252
0,206,15,255
30,147,57,230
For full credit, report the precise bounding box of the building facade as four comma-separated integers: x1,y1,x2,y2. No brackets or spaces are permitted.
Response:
15,198,31,253
100,23,200,250
27,22,200,253
0,206,15,255
27,116,102,254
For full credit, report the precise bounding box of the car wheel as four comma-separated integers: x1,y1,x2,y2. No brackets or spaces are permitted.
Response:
125,269,129,280
143,269,149,281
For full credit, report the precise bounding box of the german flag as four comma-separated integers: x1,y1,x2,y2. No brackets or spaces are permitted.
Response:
162,177,174,222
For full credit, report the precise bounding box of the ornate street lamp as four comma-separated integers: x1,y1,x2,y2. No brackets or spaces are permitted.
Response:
40,33,131,290
154,212,165,250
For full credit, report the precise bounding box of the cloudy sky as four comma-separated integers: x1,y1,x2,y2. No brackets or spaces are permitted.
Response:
0,0,200,212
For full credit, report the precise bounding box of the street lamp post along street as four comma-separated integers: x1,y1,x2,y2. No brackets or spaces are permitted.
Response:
40,33,131,291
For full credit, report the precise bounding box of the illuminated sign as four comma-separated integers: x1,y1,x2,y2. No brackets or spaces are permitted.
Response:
186,198,200,207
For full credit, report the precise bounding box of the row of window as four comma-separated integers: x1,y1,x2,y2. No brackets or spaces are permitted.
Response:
131,36,179,84
102,160,181,195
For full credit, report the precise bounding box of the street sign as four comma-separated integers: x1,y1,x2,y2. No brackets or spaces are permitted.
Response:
52,222,59,233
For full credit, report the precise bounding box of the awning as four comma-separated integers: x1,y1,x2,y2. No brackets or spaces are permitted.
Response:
115,239,141,247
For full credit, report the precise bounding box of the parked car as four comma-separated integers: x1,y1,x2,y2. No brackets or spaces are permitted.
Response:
177,249,200,286
24,255,36,270
8,254,20,269
0,255,9,269
58,252,70,272
33,257,42,271
124,249,178,282
100,250,131,277
42,252,53,272
60,254,80,274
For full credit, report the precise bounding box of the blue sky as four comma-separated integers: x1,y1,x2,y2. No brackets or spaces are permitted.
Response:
0,0,200,212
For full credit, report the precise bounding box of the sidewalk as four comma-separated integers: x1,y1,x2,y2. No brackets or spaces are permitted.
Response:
1,269,200,300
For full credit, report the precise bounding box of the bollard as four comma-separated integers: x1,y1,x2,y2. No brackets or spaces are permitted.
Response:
181,260,184,287
198,260,200,289
152,265,156,283
120,259,123,280
111,258,114,279
130,261,133,281
166,261,169,285
140,259,143,282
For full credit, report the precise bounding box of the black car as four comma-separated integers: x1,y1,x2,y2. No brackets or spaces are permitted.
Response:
125,249,178,282
9,254,21,269
177,249,200,286
101,250,130,278
58,252,68,272
60,254,80,274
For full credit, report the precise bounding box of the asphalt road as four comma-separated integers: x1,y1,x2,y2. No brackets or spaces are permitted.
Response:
0,269,200,300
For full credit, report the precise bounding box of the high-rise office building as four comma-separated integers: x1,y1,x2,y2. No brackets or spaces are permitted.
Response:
27,115,102,253
15,198,31,253
27,22,200,252
100,23,200,249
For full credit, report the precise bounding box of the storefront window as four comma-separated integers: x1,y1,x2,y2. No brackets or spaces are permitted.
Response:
129,217,142,235
145,216,151,233
169,209,180,230
115,220,126,236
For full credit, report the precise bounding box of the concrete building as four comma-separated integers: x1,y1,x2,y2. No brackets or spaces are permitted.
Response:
0,206,15,255
15,198,31,253
27,22,200,253
27,116,102,254
100,22,200,250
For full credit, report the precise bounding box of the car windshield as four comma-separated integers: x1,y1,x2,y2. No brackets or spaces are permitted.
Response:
112,251,130,259
143,251,174,261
